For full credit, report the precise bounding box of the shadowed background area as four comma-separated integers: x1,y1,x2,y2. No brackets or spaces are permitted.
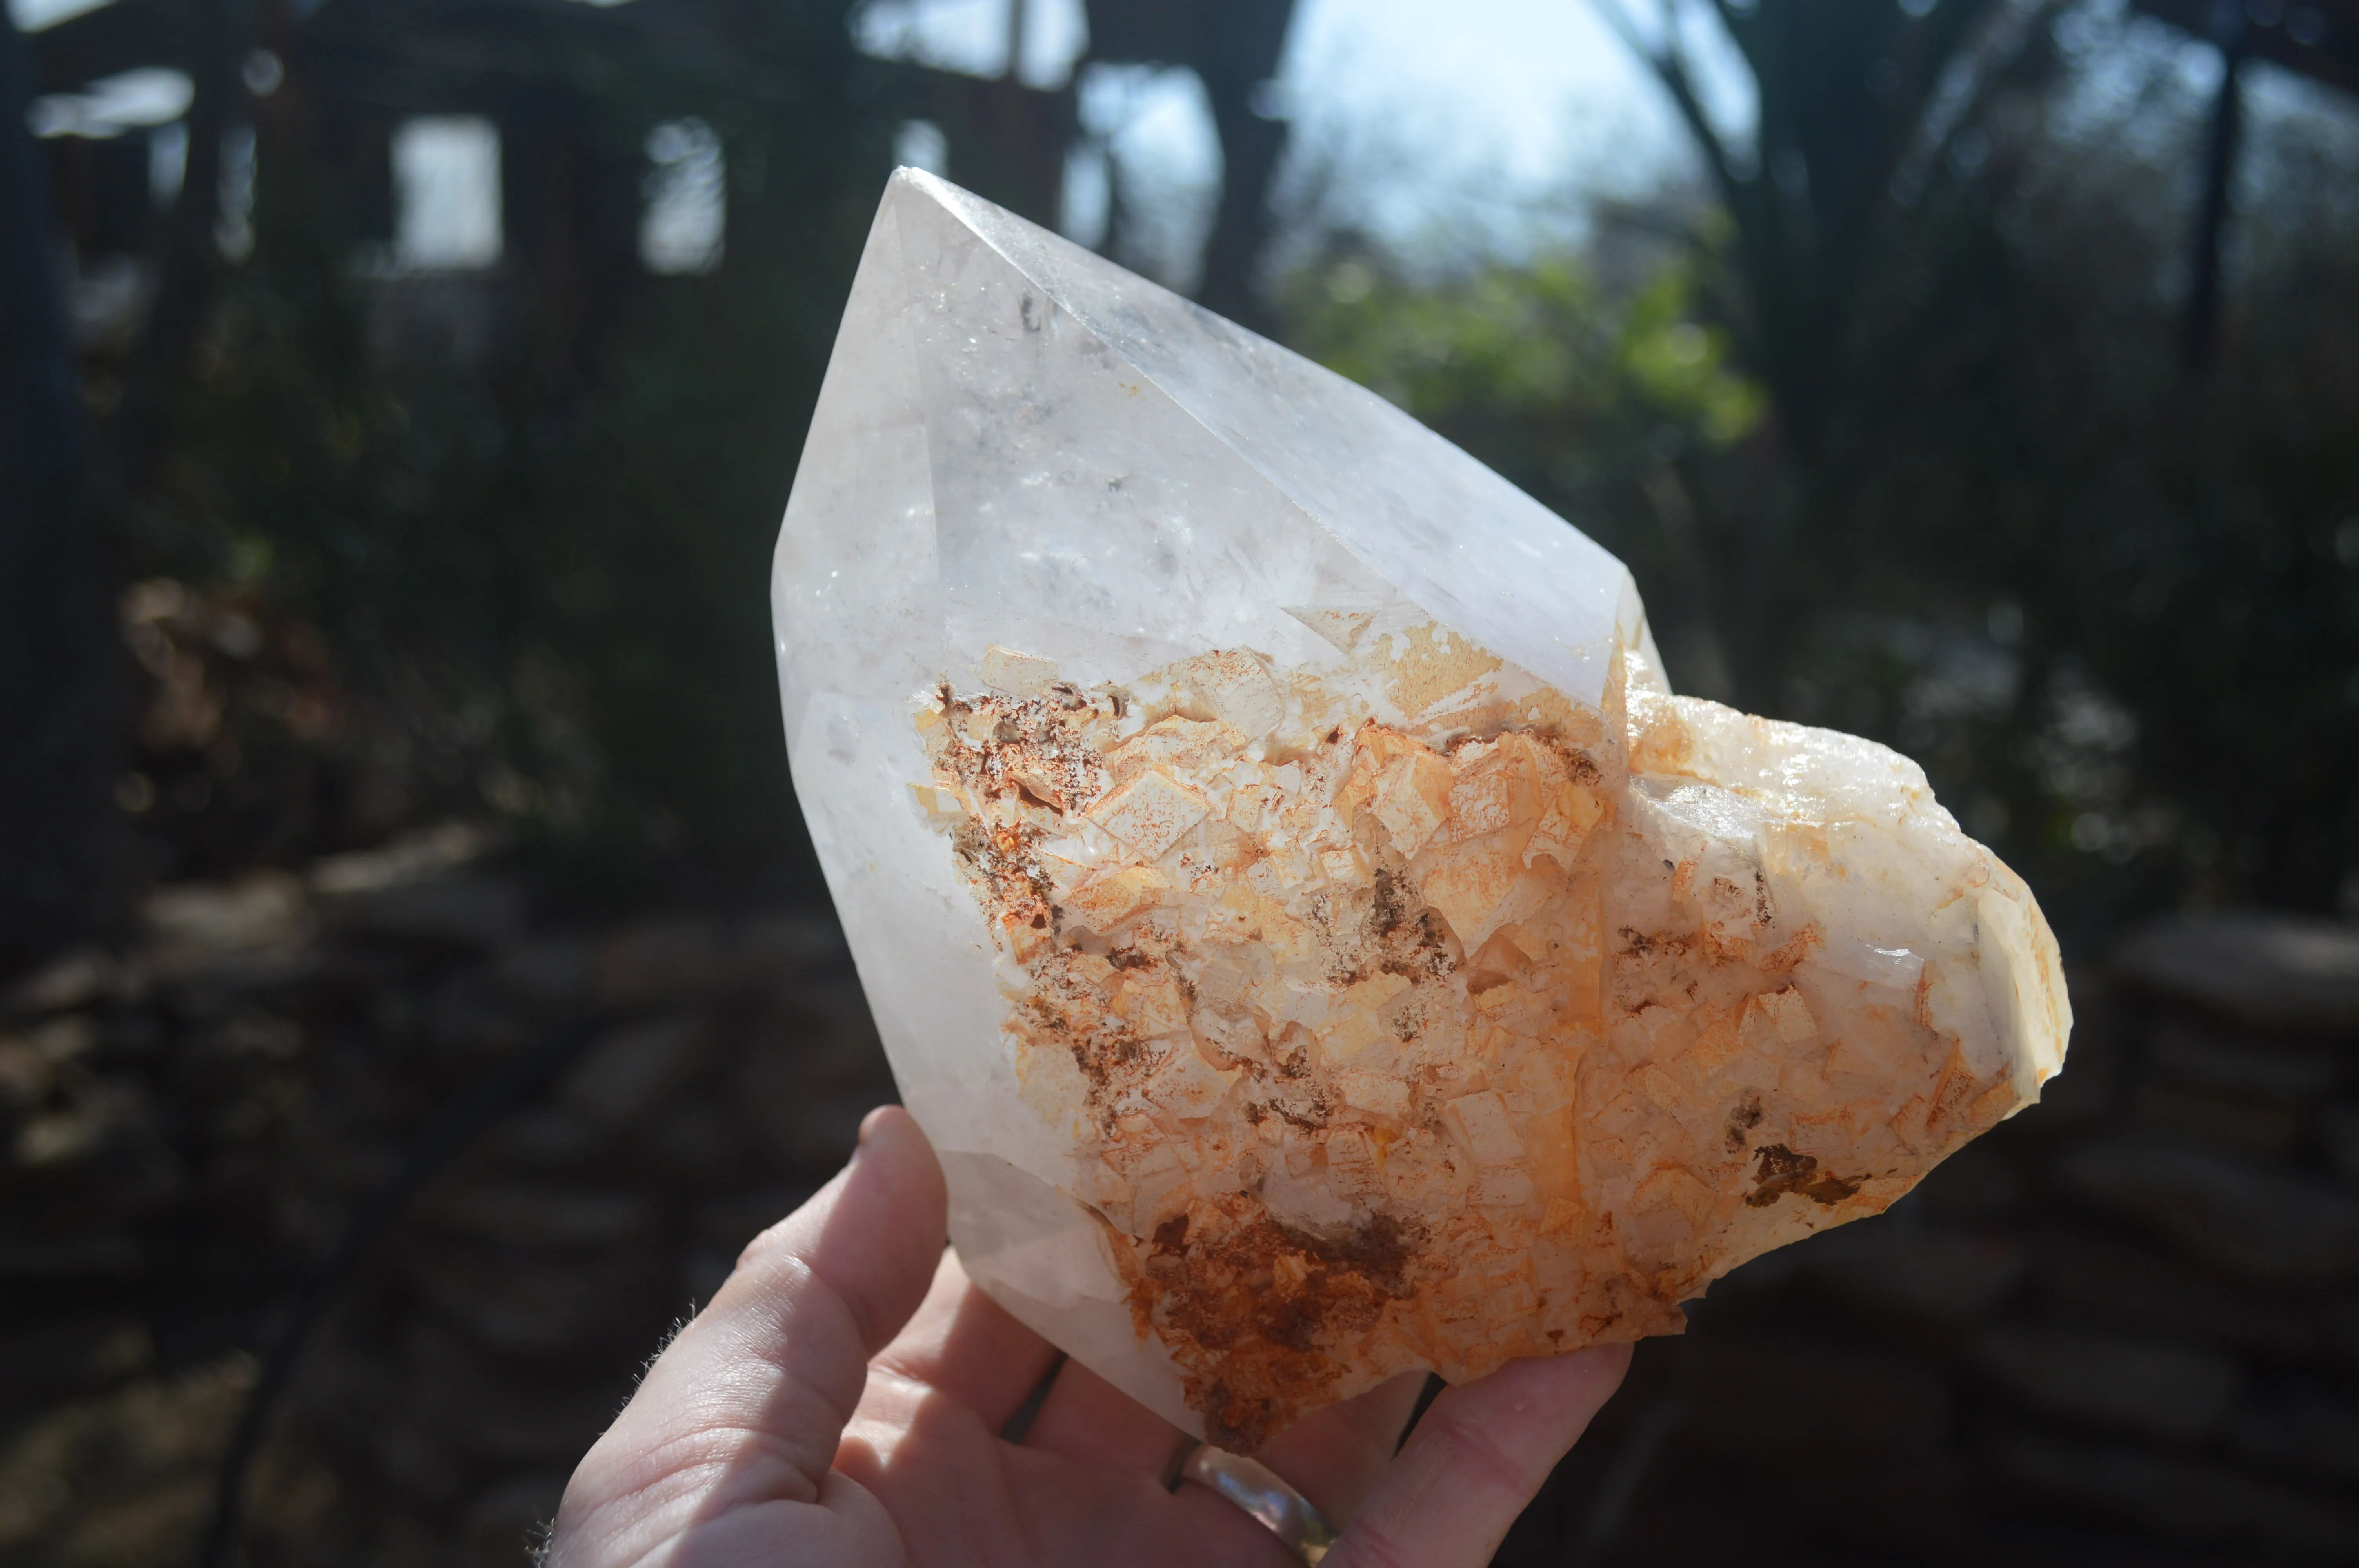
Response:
4,0,2359,1563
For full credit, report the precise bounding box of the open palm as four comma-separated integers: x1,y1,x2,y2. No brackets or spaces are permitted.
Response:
549,1108,1628,1567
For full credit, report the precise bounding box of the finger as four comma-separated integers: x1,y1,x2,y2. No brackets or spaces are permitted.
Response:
1018,1354,1197,1477
556,1106,946,1542
845,1359,1294,1568
841,1369,1295,1568
1253,1371,1428,1526
1326,1343,1631,1568
871,1248,1061,1430
1022,1358,1419,1523
843,1338,1296,1568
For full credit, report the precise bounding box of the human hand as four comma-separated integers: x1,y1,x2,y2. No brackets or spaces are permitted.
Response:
549,1106,1629,1567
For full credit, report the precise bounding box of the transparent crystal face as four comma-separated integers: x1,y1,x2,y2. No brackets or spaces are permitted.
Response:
774,171,2070,1449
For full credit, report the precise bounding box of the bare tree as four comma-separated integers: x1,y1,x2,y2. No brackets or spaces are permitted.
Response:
1594,0,2062,452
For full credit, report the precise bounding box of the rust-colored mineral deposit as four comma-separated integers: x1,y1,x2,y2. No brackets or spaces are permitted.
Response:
911,633,2066,1450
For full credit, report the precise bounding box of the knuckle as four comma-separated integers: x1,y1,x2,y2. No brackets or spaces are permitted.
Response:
1418,1406,1539,1497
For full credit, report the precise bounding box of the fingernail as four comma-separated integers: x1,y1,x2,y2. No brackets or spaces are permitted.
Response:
857,1106,887,1147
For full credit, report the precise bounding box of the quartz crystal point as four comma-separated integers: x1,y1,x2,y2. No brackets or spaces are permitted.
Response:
772,170,2071,1452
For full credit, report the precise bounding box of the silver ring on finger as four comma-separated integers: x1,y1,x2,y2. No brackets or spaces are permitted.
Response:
1170,1440,1338,1565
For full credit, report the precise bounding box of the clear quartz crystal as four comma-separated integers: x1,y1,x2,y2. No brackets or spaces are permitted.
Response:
773,170,2071,1452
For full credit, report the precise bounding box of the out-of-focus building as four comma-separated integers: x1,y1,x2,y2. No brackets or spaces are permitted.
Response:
25,0,1302,380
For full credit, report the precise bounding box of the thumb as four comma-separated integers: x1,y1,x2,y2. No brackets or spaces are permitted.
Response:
552,1107,946,1558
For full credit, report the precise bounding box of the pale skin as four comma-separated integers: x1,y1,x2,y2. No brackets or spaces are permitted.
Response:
549,1107,1631,1568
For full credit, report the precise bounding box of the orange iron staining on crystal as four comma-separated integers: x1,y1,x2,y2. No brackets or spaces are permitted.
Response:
774,170,2071,1456
910,630,2068,1451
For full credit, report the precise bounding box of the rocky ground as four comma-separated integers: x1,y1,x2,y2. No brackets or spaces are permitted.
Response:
1,824,2355,1566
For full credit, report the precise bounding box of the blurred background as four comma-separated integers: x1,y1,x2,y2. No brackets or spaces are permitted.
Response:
5,0,2359,1561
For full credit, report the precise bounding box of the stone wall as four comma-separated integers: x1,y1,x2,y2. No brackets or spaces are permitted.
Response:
0,827,894,1566
2,828,2355,1565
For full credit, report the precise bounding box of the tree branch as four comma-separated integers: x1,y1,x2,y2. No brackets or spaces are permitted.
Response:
1888,0,2065,211
1588,0,1746,214
1706,0,1753,53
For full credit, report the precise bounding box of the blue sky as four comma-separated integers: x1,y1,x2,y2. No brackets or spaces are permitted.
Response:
856,0,1729,260
856,0,1694,176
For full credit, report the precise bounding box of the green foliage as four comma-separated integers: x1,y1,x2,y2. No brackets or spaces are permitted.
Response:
1283,245,1764,704
1292,250,1762,442
1617,273,1765,445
